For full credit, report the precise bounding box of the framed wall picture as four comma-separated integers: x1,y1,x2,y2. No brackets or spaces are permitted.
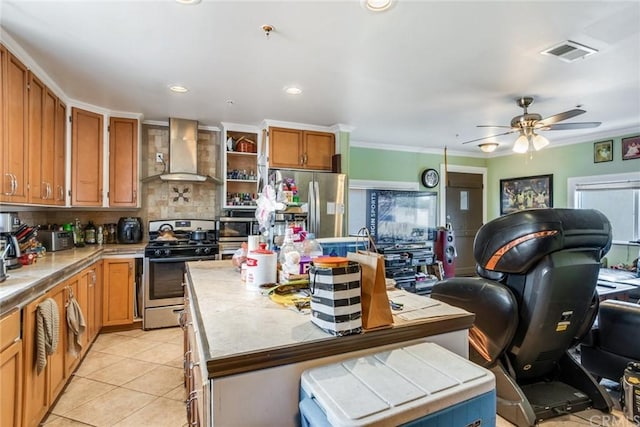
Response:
500,174,553,215
622,135,640,160
594,140,613,163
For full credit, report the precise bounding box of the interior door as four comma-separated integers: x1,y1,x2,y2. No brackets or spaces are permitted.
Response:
445,172,484,276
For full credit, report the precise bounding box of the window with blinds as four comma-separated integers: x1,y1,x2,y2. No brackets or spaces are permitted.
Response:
570,173,640,243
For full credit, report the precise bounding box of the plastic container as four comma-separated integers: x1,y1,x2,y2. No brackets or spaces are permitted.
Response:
279,229,299,267
300,342,496,427
317,237,367,257
302,233,323,259
246,244,277,288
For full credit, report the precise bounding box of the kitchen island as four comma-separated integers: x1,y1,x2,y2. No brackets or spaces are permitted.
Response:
184,260,475,426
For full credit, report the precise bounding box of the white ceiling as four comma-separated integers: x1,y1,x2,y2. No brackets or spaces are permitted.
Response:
2,0,639,155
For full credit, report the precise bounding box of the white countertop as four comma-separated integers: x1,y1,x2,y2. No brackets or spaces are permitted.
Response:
185,260,474,378
0,243,146,316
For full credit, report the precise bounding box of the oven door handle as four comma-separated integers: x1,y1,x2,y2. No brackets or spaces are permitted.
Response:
146,256,217,263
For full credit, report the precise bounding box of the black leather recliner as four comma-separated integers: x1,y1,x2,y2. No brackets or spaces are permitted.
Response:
431,208,614,427
580,299,640,382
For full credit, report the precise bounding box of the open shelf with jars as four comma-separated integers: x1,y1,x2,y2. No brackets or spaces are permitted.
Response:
222,124,261,210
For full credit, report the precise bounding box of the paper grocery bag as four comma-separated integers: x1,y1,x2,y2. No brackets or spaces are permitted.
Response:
347,249,393,330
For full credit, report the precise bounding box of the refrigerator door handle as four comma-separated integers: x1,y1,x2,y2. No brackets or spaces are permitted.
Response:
308,180,316,234
313,181,320,234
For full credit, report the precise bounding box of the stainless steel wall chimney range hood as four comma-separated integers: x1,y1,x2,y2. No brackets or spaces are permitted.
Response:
145,118,219,183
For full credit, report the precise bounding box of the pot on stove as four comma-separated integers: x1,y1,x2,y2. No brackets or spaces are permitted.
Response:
191,228,207,241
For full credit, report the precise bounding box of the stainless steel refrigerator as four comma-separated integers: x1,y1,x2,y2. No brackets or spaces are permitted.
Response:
270,170,347,238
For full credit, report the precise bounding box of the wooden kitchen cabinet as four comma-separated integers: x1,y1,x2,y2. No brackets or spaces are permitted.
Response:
183,281,206,426
102,258,134,326
27,73,58,205
22,285,58,427
0,309,22,427
71,106,104,206
303,130,335,171
109,116,139,207
1,44,66,207
47,281,69,402
1,47,29,203
18,261,102,427
53,98,67,205
268,126,335,171
87,261,103,342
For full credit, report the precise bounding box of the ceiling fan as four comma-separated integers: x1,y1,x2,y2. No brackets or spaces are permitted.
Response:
462,96,601,153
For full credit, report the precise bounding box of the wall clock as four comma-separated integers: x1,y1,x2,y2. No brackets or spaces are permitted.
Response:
421,168,439,188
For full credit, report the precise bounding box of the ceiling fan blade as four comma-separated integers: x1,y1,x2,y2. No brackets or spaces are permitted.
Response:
476,125,513,129
537,109,586,126
461,130,517,144
543,122,601,130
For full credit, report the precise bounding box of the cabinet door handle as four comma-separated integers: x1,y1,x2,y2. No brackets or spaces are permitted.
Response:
3,173,13,195
57,185,64,201
303,153,308,165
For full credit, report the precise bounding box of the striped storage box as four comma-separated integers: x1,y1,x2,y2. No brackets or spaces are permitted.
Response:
309,262,362,336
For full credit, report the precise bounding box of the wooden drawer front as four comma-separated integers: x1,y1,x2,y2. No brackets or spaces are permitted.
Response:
0,310,21,352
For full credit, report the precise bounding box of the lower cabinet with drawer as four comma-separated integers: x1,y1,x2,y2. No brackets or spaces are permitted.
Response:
0,309,22,427
20,260,104,427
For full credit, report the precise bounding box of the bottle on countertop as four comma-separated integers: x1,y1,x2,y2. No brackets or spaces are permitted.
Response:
278,228,300,273
73,218,85,247
97,225,104,245
85,221,97,244
302,233,323,259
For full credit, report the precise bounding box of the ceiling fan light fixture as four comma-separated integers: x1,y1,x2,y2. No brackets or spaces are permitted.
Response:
513,134,529,153
532,133,550,151
479,142,499,153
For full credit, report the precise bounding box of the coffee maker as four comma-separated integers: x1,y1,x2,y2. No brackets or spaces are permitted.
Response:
0,212,22,272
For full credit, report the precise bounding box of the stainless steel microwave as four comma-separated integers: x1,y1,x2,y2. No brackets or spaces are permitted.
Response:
217,217,260,242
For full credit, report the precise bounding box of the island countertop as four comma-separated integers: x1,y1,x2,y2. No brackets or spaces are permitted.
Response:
185,260,475,379
0,243,146,317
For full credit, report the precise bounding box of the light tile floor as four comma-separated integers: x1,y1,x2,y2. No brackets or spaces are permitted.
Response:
43,327,187,427
43,327,634,426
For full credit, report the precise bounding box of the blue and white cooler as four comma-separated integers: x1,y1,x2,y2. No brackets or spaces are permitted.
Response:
299,342,496,427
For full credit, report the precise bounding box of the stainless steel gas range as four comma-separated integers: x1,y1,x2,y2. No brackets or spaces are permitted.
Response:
143,219,218,330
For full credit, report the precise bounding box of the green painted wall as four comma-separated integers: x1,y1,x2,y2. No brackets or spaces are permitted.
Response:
347,131,639,266
349,147,486,191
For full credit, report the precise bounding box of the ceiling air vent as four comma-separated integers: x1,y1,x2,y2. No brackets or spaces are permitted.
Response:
541,40,598,63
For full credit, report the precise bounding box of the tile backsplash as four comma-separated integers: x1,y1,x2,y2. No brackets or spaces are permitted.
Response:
5,123,222,235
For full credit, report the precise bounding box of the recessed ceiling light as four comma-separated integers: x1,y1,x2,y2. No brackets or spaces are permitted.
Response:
169,85,189,93
175,0,201,4
361,0,394,12
285,86,302,95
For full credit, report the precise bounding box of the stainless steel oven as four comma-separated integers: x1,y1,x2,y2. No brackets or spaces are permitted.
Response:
143,219,218,330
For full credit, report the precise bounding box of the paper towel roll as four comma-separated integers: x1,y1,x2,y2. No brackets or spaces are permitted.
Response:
248,236,260,252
